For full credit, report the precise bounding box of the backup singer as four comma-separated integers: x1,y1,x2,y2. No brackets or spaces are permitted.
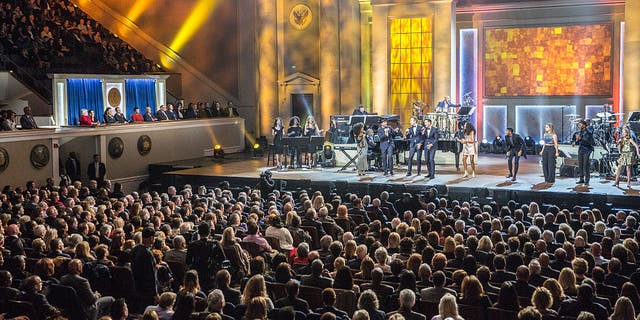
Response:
303,116,323,167
272,117,284,170
505,128,524,182
457,122,477,178
540,123,559,184
613,127,640,188
436,96,452,113
353,123,368,176
573,120,594,186
423,118,438,179
377,118,396,176
405,117,424,176
287,116,302,169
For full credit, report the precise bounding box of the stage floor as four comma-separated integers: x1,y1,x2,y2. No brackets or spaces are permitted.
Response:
160,153,640,211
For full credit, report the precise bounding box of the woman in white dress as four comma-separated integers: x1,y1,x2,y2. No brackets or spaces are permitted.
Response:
456,122,477,177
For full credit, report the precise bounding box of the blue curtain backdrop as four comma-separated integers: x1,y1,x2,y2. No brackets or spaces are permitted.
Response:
66,78,104,125
125,79,156,117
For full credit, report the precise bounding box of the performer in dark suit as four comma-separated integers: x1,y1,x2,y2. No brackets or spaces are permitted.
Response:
287,116,303,169
65,152,81,182
435,96,452,113
423,118,438,179
352,104,369,115
20,106,38,129
573,120,594,186
377,118,396,176
405,116,424,176
87,154,106,185
505,127,525,181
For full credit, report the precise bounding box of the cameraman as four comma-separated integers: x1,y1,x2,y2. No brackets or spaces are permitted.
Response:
257,170,275,197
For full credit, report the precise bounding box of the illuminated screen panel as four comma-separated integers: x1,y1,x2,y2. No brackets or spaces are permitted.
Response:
484,24,612,97
389,17,433,124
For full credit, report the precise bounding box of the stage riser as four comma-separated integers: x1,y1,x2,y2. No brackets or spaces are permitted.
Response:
334,148,459,166
161,173,631,214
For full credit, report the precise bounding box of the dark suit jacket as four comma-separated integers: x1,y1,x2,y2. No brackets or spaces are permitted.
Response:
420,286,457,303
4,235,25,256
377,126,396,152
540,266,560,279
0,287,21,302
65,157,81,181
87,162,106,182
506,134,524,154
604,273,629,291
20,115,37,129
143,112,156,122
529,274,549,287
514,280,536,298
220,285,241,306
406,125,424,149
60,274,98,312
387,309,426,320
21,291,58,320
301,274,333,289
490,270,516,283
423,126,438,147
315,306,349,320
166,110,177,120
130,244,158,296
558,299,608,319
155,110,169,120
275,296,310,313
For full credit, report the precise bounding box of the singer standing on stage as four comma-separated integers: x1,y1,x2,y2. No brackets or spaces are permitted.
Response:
540,123,559,184
272,117,284,170
573,120,594,186
505,128,524,182
287,116,302,169
457,122,477,178
613,126,640,188
378,118,395,176
436,96,452,113
353,123,368,176
423,119,438,179
405,116,424,176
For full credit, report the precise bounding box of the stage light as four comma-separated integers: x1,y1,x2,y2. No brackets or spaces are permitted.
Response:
539,140,545,146
492,136,505,154
479,139,491,153
213,144,224,158
524,136,536,155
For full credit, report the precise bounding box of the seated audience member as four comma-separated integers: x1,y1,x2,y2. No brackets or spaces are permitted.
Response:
143,106,157,122
103,107,117,124
60,259,113,320
421,271,457,303
530,287,557,319
431,293,464,320
361,267,394,302
114,107,128,123
0,270,21,302
514,265,537,298
156,105,169,121
518,306,543,320
20,106,38,129
558,284,608,319
459,275,492,308
301,259,333,289
131,107,144,123
274,280,310,314
166,104,178,120
144,292,177,320
79,108,94,126
493,282,520,312
215,269,241,306
358,289,385,320
387,289,426,320
206,289,234,320
314,288,349,320
20,275,59,320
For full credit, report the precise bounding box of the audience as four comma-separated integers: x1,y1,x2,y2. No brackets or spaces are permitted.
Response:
0,177,639,320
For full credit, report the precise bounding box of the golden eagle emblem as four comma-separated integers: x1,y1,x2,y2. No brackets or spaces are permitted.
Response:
289,4,312,30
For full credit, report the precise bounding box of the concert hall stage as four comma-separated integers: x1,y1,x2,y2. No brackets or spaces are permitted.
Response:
156,153,640,213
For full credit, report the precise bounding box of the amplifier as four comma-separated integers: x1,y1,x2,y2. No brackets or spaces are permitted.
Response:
629,121,640,135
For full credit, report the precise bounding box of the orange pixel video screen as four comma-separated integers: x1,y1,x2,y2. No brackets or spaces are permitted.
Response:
484,24,612,97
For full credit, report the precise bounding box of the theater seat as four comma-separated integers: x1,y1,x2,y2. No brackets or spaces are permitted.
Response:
488,307,518,320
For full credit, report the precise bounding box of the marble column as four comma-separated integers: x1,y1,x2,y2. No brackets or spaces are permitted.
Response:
359,1,372,110
256,0,279,136
433,0,455,106
320,0,340,128
624,0,640,113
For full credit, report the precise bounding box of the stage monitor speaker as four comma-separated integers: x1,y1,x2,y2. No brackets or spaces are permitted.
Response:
629,112,640,122
560,164,579,177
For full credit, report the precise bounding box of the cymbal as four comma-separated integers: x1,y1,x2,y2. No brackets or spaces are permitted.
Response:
565,114,580,117
570,118,583,123
597,112,614,118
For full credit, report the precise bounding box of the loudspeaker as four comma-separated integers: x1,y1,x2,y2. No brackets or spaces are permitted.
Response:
560,164,579,177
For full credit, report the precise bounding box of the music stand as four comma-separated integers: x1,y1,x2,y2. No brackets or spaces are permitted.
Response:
457,106,474,116
364,115,380,127
309,136,324,151
349,116,365,126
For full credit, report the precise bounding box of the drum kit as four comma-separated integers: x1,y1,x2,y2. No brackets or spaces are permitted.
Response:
565,110,623,148
414,92,475,139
